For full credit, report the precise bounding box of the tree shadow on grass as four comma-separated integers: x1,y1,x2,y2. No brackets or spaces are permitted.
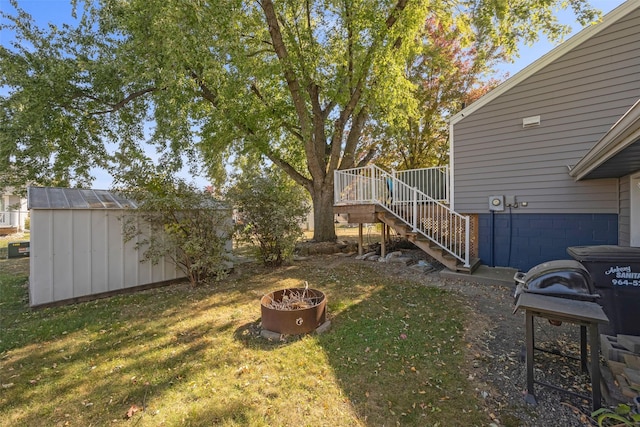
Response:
312,264,490,426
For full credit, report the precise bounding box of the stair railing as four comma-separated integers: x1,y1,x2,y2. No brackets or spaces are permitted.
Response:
335,165,470,268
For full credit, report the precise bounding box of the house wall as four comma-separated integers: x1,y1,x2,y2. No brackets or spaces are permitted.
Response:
452,7,640,270
478,212,618,271
619,175,631,246
1,194,28,231
29,209,184,307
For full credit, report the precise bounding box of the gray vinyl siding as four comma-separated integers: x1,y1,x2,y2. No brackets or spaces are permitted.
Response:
453,8,640,214
619,175,631,246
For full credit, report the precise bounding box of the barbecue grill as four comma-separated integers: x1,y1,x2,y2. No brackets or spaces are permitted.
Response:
514,260,600,303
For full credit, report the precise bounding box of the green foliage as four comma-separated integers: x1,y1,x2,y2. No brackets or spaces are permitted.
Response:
592,404,640,427
1,0,601,236
227,167,309,267
118,173,232,286
371,15,504,170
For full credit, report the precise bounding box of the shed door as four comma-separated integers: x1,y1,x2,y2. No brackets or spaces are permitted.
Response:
631,173,640,247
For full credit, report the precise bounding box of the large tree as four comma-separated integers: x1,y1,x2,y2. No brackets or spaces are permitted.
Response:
372,16,505,171
0,0,600,241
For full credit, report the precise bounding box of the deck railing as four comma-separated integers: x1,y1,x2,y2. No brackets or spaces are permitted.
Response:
334,165,469,267
0,211,28,228
394,166,449,204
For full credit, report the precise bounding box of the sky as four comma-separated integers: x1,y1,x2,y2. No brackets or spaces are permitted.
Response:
0,0,629,189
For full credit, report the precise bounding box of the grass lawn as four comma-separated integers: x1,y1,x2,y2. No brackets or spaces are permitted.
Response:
0,233,30,249
0,255,489,426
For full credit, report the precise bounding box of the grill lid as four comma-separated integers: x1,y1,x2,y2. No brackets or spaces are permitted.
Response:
514,260,599,301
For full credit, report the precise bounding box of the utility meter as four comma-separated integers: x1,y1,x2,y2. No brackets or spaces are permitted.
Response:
489,195,505,211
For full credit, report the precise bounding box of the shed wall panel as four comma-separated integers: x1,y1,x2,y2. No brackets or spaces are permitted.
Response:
52,210,74,301
122,217,139,288
72,211,92,298
29,208,191,306
452,8,640,213
90,210,109,295
107,212,124,290
136,221,153,286
29,211,53,306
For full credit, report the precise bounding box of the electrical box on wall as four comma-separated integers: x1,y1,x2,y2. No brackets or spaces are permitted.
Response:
489,195,504,211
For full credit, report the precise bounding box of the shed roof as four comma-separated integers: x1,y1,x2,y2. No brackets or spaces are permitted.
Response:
28,187,138,210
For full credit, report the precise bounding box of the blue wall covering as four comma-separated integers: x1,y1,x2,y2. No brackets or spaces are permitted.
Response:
478,213,618,271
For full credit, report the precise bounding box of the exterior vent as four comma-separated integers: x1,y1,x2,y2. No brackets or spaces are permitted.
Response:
523,115,541,128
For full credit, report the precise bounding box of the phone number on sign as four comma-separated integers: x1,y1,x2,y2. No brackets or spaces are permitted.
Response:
612,279,640,286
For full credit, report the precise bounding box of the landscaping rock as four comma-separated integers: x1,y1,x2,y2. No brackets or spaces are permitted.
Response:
618,335,640,353
385,251,403,259
315,320,332,335
356,252,376,260
260,329,282,341
387,256,415,266
410,262,435,274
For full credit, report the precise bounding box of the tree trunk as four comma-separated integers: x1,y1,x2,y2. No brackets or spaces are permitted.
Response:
310,179,337,242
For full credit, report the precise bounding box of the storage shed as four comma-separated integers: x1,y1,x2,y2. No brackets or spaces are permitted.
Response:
28,187,186,307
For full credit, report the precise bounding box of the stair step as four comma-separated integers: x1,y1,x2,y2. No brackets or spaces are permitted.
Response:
374,205,475,274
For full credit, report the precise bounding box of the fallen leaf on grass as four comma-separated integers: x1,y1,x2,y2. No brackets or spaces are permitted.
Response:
125,404,142,419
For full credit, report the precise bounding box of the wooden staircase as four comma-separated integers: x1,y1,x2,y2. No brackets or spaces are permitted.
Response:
376,211,480,273
334,165,477,273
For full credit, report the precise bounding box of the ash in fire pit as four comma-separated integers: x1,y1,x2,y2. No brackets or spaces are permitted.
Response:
260,283,327,335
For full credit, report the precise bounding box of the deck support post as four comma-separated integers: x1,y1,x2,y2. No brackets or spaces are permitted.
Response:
358,223,364,256
380,223,386,258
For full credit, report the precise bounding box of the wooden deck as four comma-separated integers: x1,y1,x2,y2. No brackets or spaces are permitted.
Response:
334,203,386,224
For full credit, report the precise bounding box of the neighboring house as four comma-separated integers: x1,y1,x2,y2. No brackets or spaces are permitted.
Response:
449,1,640,271
0,188,28,234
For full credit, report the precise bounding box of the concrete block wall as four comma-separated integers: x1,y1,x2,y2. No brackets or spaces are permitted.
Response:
478,213,618,271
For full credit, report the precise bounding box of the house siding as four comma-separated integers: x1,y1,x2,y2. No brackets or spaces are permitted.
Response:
453,8,640,215
619,175,631,246
478,213,618,271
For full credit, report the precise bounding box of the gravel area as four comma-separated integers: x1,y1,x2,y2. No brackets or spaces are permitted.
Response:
335,252,618,427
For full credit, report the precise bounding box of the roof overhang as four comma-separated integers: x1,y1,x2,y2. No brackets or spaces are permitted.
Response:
450,1,640,126
569,99,640,181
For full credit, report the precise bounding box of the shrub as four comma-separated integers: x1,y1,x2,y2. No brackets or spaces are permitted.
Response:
227,168,309,267
120,176,232,286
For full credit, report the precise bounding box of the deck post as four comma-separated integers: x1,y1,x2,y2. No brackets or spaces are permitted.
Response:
380,223,386,258
358,223,364,256
412,187,418,231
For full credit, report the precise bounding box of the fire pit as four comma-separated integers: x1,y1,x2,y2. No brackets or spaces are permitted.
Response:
260,286,326,335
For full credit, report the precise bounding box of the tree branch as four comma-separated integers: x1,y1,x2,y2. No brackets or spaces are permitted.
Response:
339,106,368,170
191,71,218,105
250,82,304,141
264,150,312,191
356,147,377,168
259,0,310,137
328,0,410,171
86,87,156,115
